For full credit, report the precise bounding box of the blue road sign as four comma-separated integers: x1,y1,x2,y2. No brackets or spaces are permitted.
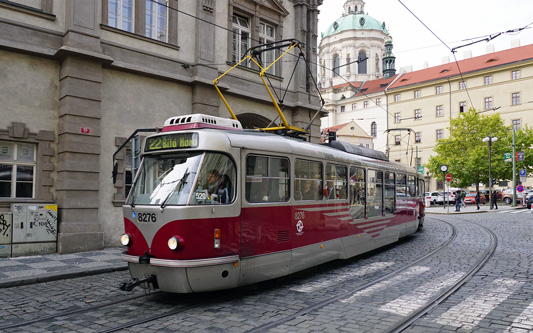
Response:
519,169,526,177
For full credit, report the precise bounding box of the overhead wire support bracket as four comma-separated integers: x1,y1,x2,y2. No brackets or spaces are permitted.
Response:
213,39,308,135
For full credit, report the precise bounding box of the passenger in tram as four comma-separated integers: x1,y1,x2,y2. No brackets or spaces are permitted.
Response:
301,179,319,200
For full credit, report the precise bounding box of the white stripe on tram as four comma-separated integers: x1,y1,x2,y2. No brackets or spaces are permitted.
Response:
290,262,395,293
341,266,431,303
433,278,523,329
379,271,464,316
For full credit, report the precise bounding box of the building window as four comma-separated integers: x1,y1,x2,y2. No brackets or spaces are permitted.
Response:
415,132,421,143
371,122,377,138
109,0,134,32
436,86,442,94
394,113,400,123
395,135,401,145
0,141,36,198
340,106,345,113
333,55,340,77
436,129,443,140
459,81,466,90
484,97,493,110
484,76,492,85
414,109,421,119
259,21,276,74
459,101,466,113
394,94,400,102
145,0,168,42
232,15,251,66
512,92,521,105
376,98,381,106
512,70,520,80
363,101,369,108
358,51,367,74
513,119,521,132
414,90,421,98
436,105,443,117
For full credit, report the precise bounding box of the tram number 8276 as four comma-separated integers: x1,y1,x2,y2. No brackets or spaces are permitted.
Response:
138,213,157,223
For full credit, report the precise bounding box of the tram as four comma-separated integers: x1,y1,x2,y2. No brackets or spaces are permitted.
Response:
116,40,425,293
118,113,425,293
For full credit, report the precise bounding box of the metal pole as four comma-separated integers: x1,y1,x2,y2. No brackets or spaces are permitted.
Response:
512,128,516,207
489,138,493,210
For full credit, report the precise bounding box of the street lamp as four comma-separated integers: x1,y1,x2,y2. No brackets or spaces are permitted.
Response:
482,136,498,209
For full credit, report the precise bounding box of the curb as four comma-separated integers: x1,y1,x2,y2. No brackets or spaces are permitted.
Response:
0,265,128,289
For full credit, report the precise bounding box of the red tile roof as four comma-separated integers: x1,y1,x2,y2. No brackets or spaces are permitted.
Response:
388,44,533,89
353,75,398,96
322,122,350,133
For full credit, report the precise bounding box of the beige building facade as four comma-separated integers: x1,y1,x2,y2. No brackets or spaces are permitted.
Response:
0,0,323,253
386,43,533,191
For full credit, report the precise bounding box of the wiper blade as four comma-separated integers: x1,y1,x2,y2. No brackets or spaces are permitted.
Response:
160,169,189,210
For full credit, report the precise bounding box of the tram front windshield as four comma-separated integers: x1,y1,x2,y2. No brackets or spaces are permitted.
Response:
127,152,236,206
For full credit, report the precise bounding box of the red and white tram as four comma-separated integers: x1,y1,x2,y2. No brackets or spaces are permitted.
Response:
119,114,425,293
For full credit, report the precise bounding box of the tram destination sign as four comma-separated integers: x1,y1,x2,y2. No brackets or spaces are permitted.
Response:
145,133,199,152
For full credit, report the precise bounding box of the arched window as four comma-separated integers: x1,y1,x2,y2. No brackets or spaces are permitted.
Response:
358,51,367,74
333,55,340,77
371,122,377,138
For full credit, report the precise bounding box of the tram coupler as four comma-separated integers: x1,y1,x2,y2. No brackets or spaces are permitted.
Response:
120,275,158,292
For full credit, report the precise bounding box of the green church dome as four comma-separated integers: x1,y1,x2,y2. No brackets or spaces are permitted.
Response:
323,14,388,38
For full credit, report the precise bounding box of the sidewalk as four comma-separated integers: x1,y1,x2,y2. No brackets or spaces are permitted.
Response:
0,247,127,288
425,202,526,215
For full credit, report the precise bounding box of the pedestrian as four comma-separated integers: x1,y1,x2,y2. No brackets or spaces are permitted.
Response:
461,191,466,207
475,192,480,210
492,190,498,209
455,191,461,212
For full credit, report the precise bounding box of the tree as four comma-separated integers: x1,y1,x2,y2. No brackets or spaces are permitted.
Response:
425,108,527,190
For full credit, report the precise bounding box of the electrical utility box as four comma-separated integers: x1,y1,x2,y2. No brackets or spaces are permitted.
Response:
11,204,58,257
0,212,12,258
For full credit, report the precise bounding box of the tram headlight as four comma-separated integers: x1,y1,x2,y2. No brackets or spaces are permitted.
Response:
168,236,185,251
120,233,132,246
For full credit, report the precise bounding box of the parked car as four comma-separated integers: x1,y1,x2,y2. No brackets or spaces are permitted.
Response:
501,188,525,205
524,189,533,201
437,191,456,204
464,192,486,204
527,195,533,209
425,191,439,205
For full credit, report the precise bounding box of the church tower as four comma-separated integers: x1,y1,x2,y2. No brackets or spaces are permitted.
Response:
318,0,395,88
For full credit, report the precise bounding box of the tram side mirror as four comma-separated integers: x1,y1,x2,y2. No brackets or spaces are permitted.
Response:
112,162,118,184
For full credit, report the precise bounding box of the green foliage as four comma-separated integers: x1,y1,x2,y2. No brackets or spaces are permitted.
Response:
426,108,533,189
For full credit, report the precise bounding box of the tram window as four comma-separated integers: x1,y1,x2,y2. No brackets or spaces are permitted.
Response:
407,175,416,197
191,153,237,205
396,174,406,199
246,155,289,203
295,159,323,201
326,164,347,200
418,179,425,197
367,169,383,217
384,172,395,215
349,166,365,219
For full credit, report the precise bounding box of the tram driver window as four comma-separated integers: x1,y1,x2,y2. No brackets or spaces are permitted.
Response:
326,164,347,200
367,169,383,217
349,167,365,219
295,159,323,201
246,155,289,203
191,153,237,205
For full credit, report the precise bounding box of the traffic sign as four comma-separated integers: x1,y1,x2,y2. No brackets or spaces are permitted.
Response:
445,173,452,182
519,169,526,177
517,185,524,193
417,166,424,174
517,151,525,162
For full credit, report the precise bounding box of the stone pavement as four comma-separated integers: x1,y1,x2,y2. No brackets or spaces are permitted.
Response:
425,202,528,214
0,247,127,288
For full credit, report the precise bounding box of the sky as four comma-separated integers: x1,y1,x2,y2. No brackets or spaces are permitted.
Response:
318,0,533,71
